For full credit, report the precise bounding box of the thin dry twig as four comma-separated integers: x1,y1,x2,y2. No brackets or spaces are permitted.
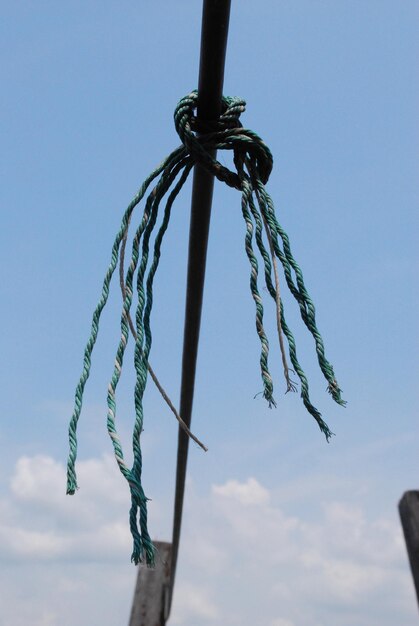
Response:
119,231,208,452
261,214,297,394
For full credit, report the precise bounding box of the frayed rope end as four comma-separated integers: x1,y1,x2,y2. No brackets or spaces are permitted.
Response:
322,425,335,443
316,414,335,442
263,389,277,409
131,546,156,568
66,482,78,496
253,389,278,409
327,380,347,407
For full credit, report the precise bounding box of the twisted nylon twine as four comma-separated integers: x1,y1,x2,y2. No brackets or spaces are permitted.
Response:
66,91,345,565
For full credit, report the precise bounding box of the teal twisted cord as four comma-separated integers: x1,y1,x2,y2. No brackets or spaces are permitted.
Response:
142,163,194,361
252,176,345,407
131,161,191,564
235,156,275,406
241,196,333,439
66,148,185,495
240,170,296,393
105,157,187,462
243,195,334,438
66,90,344,564
279,304,334,439
106,158,190,564
131,164,194,565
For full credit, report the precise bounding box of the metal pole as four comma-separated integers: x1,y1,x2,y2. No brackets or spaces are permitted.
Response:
169,0,232,613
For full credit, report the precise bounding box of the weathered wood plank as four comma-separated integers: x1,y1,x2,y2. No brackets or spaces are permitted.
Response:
129,541,172,626
399,490,419,606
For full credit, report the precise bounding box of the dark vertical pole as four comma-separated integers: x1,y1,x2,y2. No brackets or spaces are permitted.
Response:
399,491,419,607
169,0,232,613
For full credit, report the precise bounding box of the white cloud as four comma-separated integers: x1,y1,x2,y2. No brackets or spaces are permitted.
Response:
1,453,132,561
11,454,127,508
0,457,417,626
212,476,270,505
171,582,219,623
35,611,58,626
0,524,63,559
171,476,416,626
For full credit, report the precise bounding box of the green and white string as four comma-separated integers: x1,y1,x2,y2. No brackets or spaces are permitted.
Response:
66,91,345,565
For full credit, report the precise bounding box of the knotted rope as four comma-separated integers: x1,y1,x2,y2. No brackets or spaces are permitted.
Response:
66,91,345,565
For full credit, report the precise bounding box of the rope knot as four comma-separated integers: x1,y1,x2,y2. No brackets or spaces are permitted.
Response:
174,91,273,187
67,87,344,566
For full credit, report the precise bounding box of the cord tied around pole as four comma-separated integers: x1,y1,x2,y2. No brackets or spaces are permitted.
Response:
66,90,345,567
174,91,273,188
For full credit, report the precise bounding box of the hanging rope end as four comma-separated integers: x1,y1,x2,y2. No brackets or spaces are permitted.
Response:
327,380,346,407
131,546,142,566
285,371,298,394
131,544,156,568
322,423,335,443
263,390,277,409
66,477,78,495
301,396,335,442
145,545,156,568
315,412,335,442
66,461,79,494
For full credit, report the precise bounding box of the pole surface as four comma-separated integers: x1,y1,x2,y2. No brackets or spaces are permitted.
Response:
399,490,419,607
129,542,172,626
169,0,232,612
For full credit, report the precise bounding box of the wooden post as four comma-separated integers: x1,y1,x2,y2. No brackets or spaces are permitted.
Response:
399,490,419,606
129,542,172,626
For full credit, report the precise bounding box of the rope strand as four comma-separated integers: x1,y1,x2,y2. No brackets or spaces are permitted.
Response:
66,90,344,563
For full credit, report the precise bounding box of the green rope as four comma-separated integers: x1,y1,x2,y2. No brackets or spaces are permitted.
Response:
66,90,345,564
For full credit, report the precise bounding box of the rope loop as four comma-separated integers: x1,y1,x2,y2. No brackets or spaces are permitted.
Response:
66,89,344,565
174,90,273,187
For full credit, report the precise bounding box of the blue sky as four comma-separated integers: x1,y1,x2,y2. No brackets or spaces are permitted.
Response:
0,2,418,625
